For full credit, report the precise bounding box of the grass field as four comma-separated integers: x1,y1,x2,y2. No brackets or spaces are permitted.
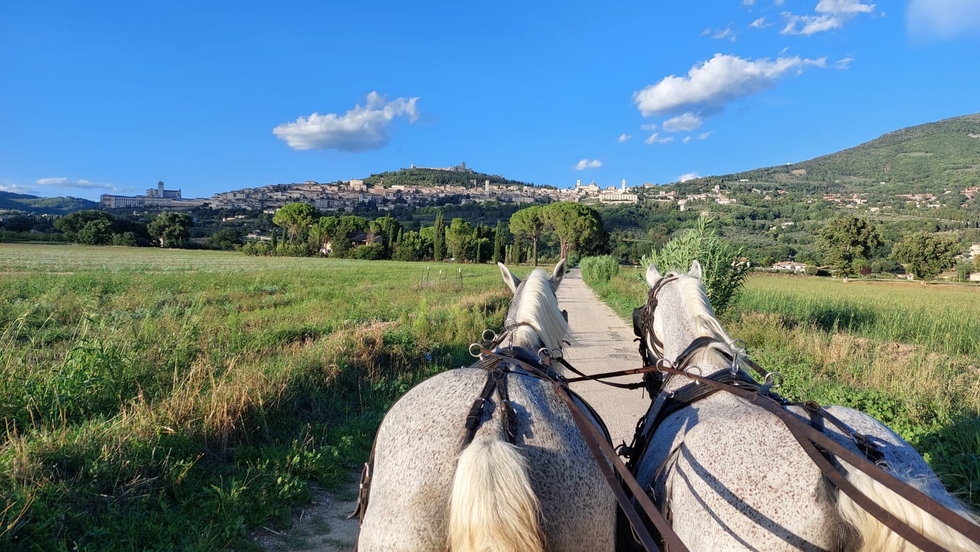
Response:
589,268,980,510
0,244,514,550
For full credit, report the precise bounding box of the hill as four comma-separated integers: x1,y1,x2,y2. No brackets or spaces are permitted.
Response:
0,191,99,214
361,166,533,189
677,113,980,197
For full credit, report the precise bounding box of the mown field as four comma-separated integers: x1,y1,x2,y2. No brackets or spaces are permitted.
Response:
0,244,514,550
590,268,980,511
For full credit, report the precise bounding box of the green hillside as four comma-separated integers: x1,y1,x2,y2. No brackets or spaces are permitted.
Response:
0,191,99,214
362,167,532,189
684,113,980,196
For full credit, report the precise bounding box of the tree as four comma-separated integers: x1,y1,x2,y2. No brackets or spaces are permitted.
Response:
392,231,432,261
641,215,747,315
211,228,243,250
509,205,545,265
272,203,316,245
76,219,115,245
148,212,193,248
815,216,883,279
55,210,114,242
310,216,339,254
492,221,506,264
433,210,445,262
543,202,606,259
891,232,960,280
445,218,474,261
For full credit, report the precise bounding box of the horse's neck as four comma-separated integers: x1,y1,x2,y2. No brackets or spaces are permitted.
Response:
661,344,733,394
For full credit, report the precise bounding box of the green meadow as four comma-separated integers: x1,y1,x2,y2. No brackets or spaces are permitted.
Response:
0,244,513,550
590,268,980,510
3,245,978,550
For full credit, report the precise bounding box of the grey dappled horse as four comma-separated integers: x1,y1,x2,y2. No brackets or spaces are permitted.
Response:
357,260,616,552
630,261,980,551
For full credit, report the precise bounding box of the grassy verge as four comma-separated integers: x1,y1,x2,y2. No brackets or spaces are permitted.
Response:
587,268,980,509
0,244,514,550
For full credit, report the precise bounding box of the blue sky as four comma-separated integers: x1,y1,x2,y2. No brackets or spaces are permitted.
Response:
2,0,979,201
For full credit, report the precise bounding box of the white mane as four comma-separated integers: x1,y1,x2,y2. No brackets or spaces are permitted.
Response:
674,272,733,345
510,268,570,354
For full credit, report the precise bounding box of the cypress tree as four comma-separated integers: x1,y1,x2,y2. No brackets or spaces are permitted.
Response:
433,210,445,262
493,221,504,264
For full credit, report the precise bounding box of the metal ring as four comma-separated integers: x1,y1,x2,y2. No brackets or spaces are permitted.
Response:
469,343,482,358
482,329,497,342
537,347,551,360
688,365,702,383
730,339,748,355
764,372,784,389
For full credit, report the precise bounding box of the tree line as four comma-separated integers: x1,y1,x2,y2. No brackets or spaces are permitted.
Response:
241,201,607,264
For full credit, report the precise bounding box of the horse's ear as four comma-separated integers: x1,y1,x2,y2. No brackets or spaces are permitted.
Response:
551,258,567,290
689,260,703,280
645,264,662,288
498,262,521,295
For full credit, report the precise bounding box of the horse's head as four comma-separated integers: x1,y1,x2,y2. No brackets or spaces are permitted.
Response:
640,260,732,365
496,259,569,359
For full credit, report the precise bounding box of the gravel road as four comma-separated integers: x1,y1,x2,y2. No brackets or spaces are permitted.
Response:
258,267,649,551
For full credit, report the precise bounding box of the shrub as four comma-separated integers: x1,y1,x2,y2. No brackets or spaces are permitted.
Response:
641,214,747,314
580,255,620,285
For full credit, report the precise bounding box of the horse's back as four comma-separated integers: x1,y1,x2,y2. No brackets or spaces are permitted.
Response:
358,368,615,552
637,393,846,550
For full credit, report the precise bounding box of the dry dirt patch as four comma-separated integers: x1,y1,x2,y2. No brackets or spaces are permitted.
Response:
254,477,360,551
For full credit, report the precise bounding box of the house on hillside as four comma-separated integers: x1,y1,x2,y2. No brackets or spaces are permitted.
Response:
772,261,807,274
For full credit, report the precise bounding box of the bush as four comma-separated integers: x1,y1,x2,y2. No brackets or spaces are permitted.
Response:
580,255,620,285
641,215,747,314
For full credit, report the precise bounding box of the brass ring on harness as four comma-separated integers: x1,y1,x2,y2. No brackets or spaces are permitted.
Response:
687,365,703,383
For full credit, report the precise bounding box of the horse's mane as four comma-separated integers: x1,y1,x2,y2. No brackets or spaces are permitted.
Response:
673,272,733,345
510,268,570,354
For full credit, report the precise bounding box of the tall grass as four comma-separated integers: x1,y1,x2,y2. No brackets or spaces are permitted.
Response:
586,268,980,509
0,244,514,549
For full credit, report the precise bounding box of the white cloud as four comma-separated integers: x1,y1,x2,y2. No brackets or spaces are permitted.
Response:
679,172,700,182
683,136,692,143
774,0,785,5
575,159,602,170
272,91,419,152
781,0,875,35
634,53,826,116
835,57,853,69
618,133,633,143
698,131,714,140
641,123,658,131
644,133,675,145
750,17,769,28
907,0,980,40
663,112,704,132
712,25,737,41
743,0,756,5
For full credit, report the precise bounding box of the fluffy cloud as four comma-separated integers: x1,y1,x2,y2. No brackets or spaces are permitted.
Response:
663,112,703,132
679,172,700,182
0,183,35,195
640,123,658,131
781,0,875,35
750,17,769,28
634,53,826,117
907,0,980,40
618,133,633,143
575,159,602,170
644,133,675,145
698,131,714,140
273,92,419,152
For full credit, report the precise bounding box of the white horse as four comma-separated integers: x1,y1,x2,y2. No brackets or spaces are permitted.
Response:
356,260,616,552
629,261,980,551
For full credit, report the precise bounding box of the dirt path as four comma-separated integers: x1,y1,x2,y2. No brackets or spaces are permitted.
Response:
257,268,648,551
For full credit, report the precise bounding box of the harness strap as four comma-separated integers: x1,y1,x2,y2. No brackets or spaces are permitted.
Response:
646,363,980,549
479,347,688,552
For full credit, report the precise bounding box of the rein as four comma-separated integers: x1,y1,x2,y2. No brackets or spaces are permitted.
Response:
627,275,980,550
